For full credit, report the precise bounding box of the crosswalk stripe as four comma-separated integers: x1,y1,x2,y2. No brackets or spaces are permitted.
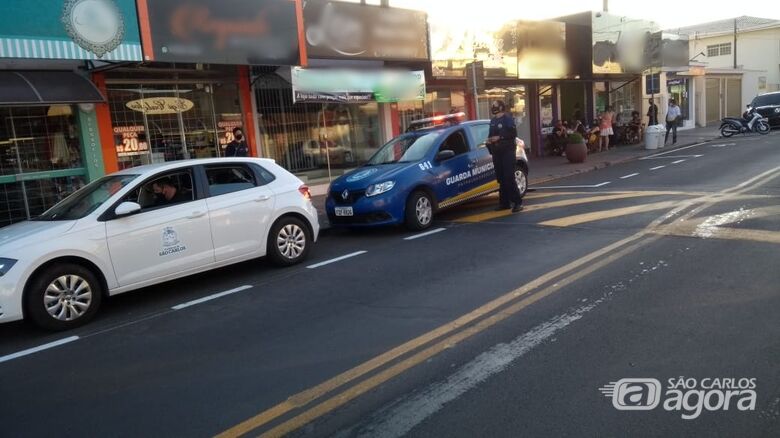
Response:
538,201,680,227
454,192,681,224
654,226,780,245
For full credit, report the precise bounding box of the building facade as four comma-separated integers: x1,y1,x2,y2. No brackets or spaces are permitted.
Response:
0,0,143,226
665,16,780,127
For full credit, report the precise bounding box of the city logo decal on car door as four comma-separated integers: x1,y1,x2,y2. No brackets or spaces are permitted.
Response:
159,227,187,257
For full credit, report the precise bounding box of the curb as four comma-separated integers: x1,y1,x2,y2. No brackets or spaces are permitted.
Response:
528,135,721,187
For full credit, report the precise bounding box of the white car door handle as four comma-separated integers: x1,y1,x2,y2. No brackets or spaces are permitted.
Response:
187,211,206,219
255,195,271,202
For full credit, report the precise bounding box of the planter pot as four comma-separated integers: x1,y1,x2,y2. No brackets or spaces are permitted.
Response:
565,142,588,163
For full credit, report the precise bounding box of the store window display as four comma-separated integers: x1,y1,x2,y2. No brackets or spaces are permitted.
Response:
0,106,87,226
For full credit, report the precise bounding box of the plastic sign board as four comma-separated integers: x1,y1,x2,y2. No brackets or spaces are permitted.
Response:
291,67,425,103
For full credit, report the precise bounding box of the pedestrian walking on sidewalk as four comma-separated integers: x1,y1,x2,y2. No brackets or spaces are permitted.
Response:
647,98,658,126
598,105,615,152
487,100,523,213
665,99,681,145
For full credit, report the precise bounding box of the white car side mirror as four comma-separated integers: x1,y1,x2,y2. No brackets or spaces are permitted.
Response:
115,201,142,217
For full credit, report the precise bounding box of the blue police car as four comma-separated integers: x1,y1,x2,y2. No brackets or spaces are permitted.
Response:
326,113,530,230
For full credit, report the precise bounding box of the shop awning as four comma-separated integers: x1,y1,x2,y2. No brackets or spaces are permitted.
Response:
0,71,105,106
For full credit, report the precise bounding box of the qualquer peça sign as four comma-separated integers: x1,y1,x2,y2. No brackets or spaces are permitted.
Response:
143,0,300,65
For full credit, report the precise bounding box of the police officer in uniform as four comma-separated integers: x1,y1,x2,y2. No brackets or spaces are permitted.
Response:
487,100,523,212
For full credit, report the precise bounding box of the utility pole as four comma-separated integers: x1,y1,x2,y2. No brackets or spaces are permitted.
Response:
733,18,738,69
603,0,608,12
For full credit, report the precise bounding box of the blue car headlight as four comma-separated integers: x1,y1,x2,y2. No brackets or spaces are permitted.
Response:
365,181,395,197
0,258,17,276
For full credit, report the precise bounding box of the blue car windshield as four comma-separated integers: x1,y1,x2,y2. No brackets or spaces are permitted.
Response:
366,131,443,165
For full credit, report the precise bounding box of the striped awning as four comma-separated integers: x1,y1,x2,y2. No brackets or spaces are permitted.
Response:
0,71,105,106
0,38,142,61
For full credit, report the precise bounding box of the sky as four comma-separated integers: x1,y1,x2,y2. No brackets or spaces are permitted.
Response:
382,0,780,29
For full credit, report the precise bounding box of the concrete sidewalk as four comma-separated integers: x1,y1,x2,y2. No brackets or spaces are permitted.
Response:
311,125,722,229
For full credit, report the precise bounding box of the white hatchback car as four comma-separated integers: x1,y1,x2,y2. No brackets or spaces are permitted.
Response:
0,158,319,330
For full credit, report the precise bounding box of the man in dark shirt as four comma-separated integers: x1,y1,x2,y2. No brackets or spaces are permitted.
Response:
487,100,523,213
152,178,191,205
225,127,249,157
647,98,659,126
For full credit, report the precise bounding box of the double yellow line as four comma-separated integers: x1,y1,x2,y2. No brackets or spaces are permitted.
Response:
218,168,780,438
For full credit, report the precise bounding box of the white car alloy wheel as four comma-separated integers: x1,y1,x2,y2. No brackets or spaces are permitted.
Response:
416,196,433,226
515,168,528,196
44,274,93,321
277,224,306,260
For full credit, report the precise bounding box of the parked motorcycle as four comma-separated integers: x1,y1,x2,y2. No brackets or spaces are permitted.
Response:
720,105,770,137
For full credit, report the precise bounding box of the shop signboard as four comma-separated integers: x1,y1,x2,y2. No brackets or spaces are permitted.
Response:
0,0,142,61
291,67,425,104
430,19,575,79
592,12,659,75
142,0,300,65
303,1,428,61
125,97,195,115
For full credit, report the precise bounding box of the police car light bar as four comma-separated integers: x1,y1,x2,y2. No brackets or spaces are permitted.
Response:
406,112,467,132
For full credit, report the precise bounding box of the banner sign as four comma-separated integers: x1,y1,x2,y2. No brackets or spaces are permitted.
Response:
144,0,299,65
291,67,425,104
304,1,428,61
0,0,142,61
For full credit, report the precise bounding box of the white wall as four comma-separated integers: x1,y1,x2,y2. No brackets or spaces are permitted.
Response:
690,27,780,105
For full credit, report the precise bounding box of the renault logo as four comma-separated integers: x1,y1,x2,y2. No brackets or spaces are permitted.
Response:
341,189,349,200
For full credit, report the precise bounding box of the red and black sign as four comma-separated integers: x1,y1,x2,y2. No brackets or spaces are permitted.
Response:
141,0,300,65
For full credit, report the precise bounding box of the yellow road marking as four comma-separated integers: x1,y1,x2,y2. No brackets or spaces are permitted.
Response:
651,205,780,244
455,192,683,224
216,227,658,438
538,201,680,227
654,226,780,244
218,166,780,438
257,236,655,438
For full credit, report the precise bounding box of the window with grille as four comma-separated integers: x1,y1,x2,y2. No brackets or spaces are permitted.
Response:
707,43,731,57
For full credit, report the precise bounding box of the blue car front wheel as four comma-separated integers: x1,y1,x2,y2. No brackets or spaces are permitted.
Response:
405,190,434,231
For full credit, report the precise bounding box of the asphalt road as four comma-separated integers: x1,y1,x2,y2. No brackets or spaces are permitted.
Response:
1,133,779,437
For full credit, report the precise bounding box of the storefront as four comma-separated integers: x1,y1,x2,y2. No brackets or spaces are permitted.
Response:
397,88,468,132
255,66,425,182
92,0,304,173
0,83,103,227
667,74,691,121
254,71,382,181
0,0,142,226
99,65,246,170
254,0,429,183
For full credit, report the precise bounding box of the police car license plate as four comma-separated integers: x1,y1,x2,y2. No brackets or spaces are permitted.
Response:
334,206,354,217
